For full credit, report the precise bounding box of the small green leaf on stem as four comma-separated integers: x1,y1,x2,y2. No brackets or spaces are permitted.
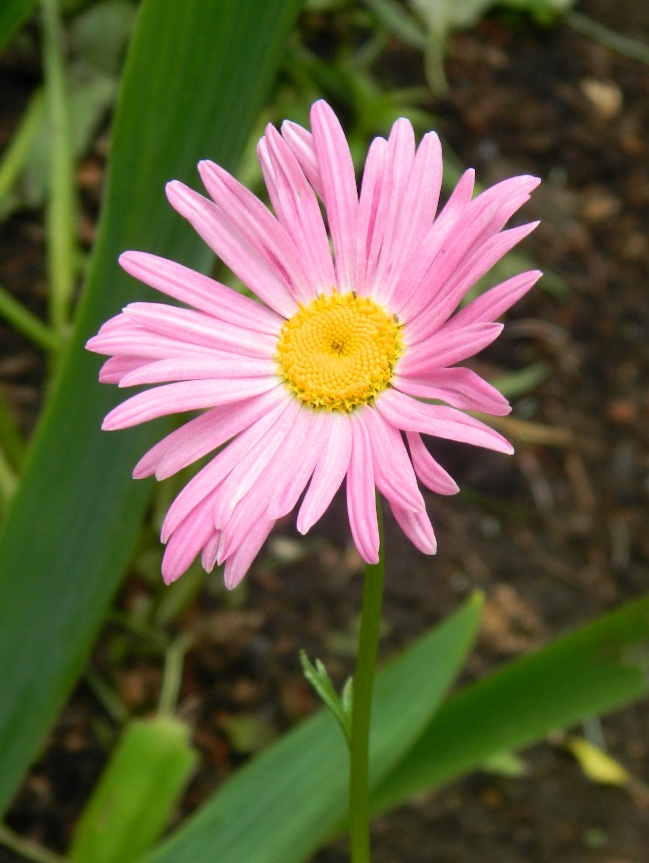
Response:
300,651,353,745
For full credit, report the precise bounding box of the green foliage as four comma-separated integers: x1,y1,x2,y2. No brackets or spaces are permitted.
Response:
0,0,302,817
0,0,38,56
69,716,198,863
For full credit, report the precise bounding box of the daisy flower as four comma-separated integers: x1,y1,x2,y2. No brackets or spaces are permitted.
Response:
87,100,540,589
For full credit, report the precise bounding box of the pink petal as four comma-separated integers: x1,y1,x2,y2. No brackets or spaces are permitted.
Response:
223,518,275,590
119,251,283,334
389,502,437,554
375,388,514,455
267,409,330,520
399,322,503,375
281,120,323,198
88,323,256,361
201,531,222,573
118,354,277,388
133,388,287,480
311,100,358,292
347,414,379,564
102,377,281,431
406,432,459,495
98,356,148,384
166,180,297,318
264,125,336,296
371,118,416,304
360,407,424,513
122,302,277,358
355,136,390,296
297,412,352,534
198,160,310,303
394,367,511,416
444,270,542,331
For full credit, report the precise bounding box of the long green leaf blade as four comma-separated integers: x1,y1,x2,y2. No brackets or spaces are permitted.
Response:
372,593,649,812
0,0,302,816
139,594,482,863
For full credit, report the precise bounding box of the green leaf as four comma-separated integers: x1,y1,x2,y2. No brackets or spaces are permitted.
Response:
0,0,302,817
137,594,482,863
0,0,37,56
372,593,649,812
69,716,198,863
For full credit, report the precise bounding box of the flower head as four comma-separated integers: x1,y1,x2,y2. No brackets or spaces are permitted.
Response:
87,100,540,588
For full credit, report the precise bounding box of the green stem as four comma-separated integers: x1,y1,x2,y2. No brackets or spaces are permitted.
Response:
566,11,649,66
349,497,384,863
41,0,77,340
0,283,61,354
0,89,45,204
0,823,68,863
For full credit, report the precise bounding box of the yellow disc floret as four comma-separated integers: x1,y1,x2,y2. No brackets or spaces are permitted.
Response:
276,291,404,413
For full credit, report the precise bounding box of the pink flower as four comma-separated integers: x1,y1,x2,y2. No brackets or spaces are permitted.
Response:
87,100,540,588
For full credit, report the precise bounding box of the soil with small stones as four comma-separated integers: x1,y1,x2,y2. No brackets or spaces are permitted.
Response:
1,2,649,861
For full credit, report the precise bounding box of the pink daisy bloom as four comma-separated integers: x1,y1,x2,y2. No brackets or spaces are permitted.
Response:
87,100,540,589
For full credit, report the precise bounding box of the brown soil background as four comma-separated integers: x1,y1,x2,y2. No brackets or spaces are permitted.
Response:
1,1,649,861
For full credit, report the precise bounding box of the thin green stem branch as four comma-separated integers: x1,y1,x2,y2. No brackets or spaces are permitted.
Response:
41,0,77,340
349,496,384,863
0,283,61,353
0,89,45,204
566,11,649,65
0,823,68,863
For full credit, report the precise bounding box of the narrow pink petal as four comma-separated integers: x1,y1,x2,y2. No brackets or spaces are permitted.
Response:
213,398,301,529
102,377,281,431
297,412,352,534
161,396,291,540
133,388,287,480
256,136,282,220
444,270,542,332
264,125,336,296
201,531,221,573
166,180,297,318
119,251,283,334
98,356,148,384
371,118,416,304
281,120,323,198
118,354,277,387
198,160,311,303
359,407,424,513
407,222,540,343
355,136,390,296
161,488,220,584
223,518,275,590
122,302,277,358
374,130,442,307
392,169,475,317
267,409,330,520
399,322,503,375
375,388,514,455
406,432,459,495
389,501,437,554
311,100,358,291
89,324,259,361
394,367,511,416
346,414,379,564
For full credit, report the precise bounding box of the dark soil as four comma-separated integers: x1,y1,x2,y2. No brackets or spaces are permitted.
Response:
1,1,649,861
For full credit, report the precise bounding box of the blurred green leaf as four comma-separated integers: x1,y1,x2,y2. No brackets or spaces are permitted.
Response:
0,0,37,56
137,595,482,863
372,593,649,812
69,716,198,863
0,0,302,817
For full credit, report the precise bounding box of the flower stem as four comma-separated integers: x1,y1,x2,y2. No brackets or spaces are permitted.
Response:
349,496,384,863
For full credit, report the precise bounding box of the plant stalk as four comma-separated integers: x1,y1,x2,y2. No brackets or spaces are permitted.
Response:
349,496,384,863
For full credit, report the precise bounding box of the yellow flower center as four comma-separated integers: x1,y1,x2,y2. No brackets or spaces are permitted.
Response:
276,291,403,413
